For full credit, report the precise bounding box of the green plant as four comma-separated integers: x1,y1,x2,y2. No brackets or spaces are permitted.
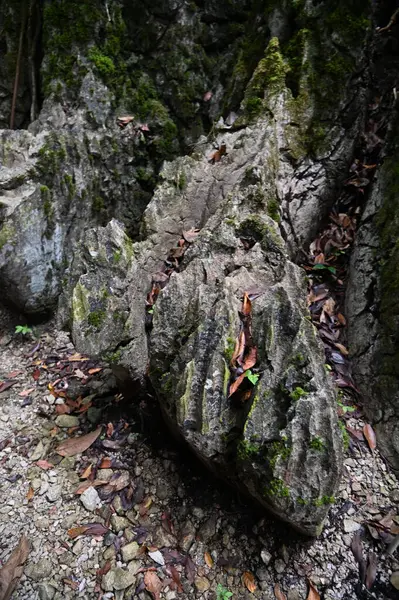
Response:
216,584,233,600
309,436,325,451
245,370,259,385
337,400,356,413
15,324,32,336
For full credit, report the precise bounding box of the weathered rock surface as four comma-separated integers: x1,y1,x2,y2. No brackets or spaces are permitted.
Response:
0,0,377,534
347,114,399,471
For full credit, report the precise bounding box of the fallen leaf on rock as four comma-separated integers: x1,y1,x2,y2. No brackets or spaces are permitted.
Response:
334,343,349,356
74,369,86,379
99,457,112,469
96,560,111,581
35,460,54,470
167,565,183,592
228,372,246,397
139,497,153,516
6,370,22,379
26,487,34,502
242,346,257,371
75,480,107,495
242,571,257,593
203,91,212,101
80,464,92,479
274,583,287,600
182,228,200,243
88,367,102,375
106,422,114,437
0,381,17,393
117,115,134,126
363,424,376,451
67,523,108,539
63,578,79,590
144,571,162,600
68,353,87,362
0,535,29,600
365,551,377,589
32,368,41,381
148,550,165,566
18,388,35,398
185,555,196,582
56,427,102,457
204,552,214,568
55,403,70,415
306,581,320,600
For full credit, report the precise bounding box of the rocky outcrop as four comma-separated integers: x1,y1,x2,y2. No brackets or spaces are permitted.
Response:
0,0,376,533
347,111,399,472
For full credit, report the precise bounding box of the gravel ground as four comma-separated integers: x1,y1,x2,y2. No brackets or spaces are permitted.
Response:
0,307,399,600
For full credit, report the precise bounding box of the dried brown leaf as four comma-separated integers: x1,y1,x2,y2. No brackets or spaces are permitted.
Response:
74,479,107,495
0,381,17,394
0,535,29,600
363,424,377,451
365,552,377,589
228,372,246,397
274,583,287,600
204,552,214,568
26,487,34,502
182,228,200,243
306,581,320,600
144,570,163,600
56,427,102,457
242,292,252,316
242,571,257,593
334,343,349,356
35,460,54,470
80,464,92,479
242,346,257,371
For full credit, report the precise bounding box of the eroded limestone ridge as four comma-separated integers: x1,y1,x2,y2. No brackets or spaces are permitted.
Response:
2,0,390,533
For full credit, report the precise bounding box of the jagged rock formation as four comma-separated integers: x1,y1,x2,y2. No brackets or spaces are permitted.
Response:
4,0,397,533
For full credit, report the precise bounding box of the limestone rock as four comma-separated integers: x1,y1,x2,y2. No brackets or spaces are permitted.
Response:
54,415,79,428
80,486,102,512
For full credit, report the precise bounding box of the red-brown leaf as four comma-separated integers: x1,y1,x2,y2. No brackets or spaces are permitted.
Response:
231,331,246,366
56,427,102,457
242,571,257,593
0,535,29,600
363,424,376,451
36,460,54,470
0,381,17,394
274,583,287,600
242,346,257,371
32,369,41,381
144,571,163,600
228,372,246,397
242,292,252,316
74,480,107,495
307,581,320,600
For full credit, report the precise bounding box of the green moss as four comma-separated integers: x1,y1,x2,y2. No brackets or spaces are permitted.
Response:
268,478,290,498
88,46,116,77
297,496,308,506
72,283,90,322
268,439,292,470
236,215,284,254
176,172,186,190
88,310,106,330
290,386,307,401
104,349,121,364
113,250,122,263
309,436,325,451
314,495,335,507
224,337,236,363
242,37,289,118
0,223,16,251
267,198,280,223
237,439,261,461
92,196,105,213
63,174,76,200
339,420,350,450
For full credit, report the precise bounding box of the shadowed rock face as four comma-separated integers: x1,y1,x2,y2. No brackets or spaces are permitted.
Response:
0,0,379,532
347,114,399,473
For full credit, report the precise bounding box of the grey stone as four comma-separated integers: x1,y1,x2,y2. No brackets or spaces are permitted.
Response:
343,519,361,533
38,582,56,600
194,576,210,592
46,483,62,502
391,572,399,590
54,415,79,428
121,541,140,562
110,515,130,533
102,564,138,591
261,549,272,566
274,559,286,574
80,486,102,512
25,558,53,581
